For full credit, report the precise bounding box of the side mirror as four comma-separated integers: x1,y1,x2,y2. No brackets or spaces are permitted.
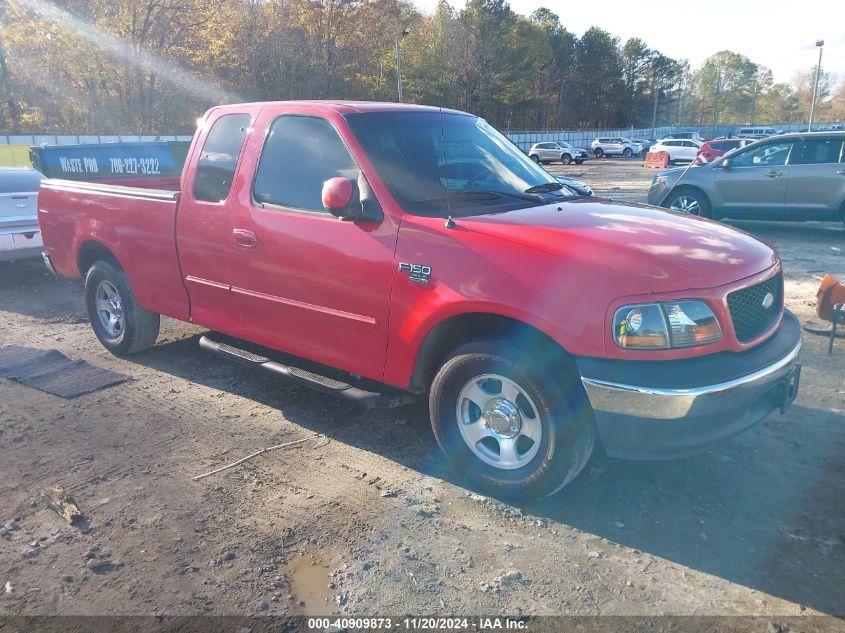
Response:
720,158,732,168
322,177,357,218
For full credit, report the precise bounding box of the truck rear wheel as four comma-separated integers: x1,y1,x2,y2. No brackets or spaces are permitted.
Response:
429,340,595,499
85,260,160,356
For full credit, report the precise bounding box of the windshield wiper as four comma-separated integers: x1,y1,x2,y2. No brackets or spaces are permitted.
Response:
414,190,537,204
524,182,564,194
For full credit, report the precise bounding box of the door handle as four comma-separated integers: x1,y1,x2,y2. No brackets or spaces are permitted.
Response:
837,170,845,175
232,228,257,248
765,171,782,179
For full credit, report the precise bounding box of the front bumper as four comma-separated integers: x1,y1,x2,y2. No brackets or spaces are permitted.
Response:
576,310,802,460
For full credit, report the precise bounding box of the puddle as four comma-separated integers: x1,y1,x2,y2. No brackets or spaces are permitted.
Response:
284,552,335,615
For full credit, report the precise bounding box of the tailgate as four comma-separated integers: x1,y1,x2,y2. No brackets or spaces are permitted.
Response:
0,192,39,229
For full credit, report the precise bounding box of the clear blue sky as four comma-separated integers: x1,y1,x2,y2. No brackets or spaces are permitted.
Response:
413,0,844,84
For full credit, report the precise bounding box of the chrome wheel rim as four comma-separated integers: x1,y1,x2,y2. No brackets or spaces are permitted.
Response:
669,195,701,215
456,373,542,470
95,280,125,339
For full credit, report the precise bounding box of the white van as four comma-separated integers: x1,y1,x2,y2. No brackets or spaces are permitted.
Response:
736,126,777,139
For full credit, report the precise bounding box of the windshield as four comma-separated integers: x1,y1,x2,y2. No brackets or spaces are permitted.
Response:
344,111,568,217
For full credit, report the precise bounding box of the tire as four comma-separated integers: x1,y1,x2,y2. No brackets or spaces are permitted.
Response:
429,340,596,500
664,187,711,217
560,153,572,165
529,154,540,163
622,148,633,158
593,148,604,158
84,260,160,355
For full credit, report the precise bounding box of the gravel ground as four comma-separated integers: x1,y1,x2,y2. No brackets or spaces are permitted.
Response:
1,160,844,618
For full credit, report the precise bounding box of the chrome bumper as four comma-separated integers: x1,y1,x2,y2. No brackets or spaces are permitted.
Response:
0,226,43,262
576,311,803,460
581,340,801,421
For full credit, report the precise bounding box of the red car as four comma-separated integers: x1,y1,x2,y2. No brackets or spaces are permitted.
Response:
38,101,802,498
694,137,756,164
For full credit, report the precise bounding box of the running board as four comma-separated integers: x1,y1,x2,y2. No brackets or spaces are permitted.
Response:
198,336,414,408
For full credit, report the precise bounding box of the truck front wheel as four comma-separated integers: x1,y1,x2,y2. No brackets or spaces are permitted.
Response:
84,260,160,356
429,341,595,499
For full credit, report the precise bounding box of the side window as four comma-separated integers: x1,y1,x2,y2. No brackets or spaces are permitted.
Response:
253,116,358,212
731,142,793,168
793,138,844,165
193,113,251,203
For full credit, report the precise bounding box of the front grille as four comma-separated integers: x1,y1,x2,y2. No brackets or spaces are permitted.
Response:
727,272,783,343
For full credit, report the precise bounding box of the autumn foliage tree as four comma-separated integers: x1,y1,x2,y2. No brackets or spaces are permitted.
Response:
0,0,841,134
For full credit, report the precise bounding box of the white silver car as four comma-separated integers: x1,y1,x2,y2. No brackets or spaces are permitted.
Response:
590,137,641,158
0,168,44,262
528,141,589,165
648,139,703,164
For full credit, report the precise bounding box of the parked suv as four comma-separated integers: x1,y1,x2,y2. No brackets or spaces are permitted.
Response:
647,132,845,223
528,141,589,165
657,132,704,143
590,137,641,158
648,139,703,163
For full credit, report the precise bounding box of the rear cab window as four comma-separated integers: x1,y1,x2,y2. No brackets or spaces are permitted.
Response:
193,113,251,202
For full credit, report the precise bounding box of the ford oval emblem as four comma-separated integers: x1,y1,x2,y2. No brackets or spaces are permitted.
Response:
762,292,775,309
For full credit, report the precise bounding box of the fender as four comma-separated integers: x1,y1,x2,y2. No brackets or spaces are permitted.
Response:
383,298,568,390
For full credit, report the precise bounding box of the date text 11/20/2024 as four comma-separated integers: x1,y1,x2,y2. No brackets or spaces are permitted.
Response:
307,617,528,630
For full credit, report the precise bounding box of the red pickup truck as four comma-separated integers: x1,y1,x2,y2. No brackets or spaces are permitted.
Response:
38,101,802,498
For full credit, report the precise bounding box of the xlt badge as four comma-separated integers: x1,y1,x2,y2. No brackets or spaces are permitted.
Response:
398,262,432,285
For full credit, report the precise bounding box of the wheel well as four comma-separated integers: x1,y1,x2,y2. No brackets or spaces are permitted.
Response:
409,313,575,393
78,241,122,276
664,185,711,213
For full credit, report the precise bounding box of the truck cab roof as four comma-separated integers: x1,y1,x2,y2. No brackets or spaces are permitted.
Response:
205,100,472,117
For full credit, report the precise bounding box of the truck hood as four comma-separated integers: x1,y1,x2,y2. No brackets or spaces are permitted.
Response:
461,197,778,294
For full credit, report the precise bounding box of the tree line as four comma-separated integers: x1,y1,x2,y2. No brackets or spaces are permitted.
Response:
0,0,842,134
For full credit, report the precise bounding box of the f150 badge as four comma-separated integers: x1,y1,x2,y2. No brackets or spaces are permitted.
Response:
398,262,432,285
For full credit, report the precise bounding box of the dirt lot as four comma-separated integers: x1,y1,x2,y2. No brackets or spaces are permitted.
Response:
1,159,844,619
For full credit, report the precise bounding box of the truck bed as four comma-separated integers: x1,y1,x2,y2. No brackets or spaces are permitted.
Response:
38,178,190,321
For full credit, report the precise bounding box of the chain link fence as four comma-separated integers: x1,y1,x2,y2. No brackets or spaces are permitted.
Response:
502,123,818,151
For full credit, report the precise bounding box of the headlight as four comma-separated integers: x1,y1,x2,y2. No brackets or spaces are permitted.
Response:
613,301,721,349
650,175,667,190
